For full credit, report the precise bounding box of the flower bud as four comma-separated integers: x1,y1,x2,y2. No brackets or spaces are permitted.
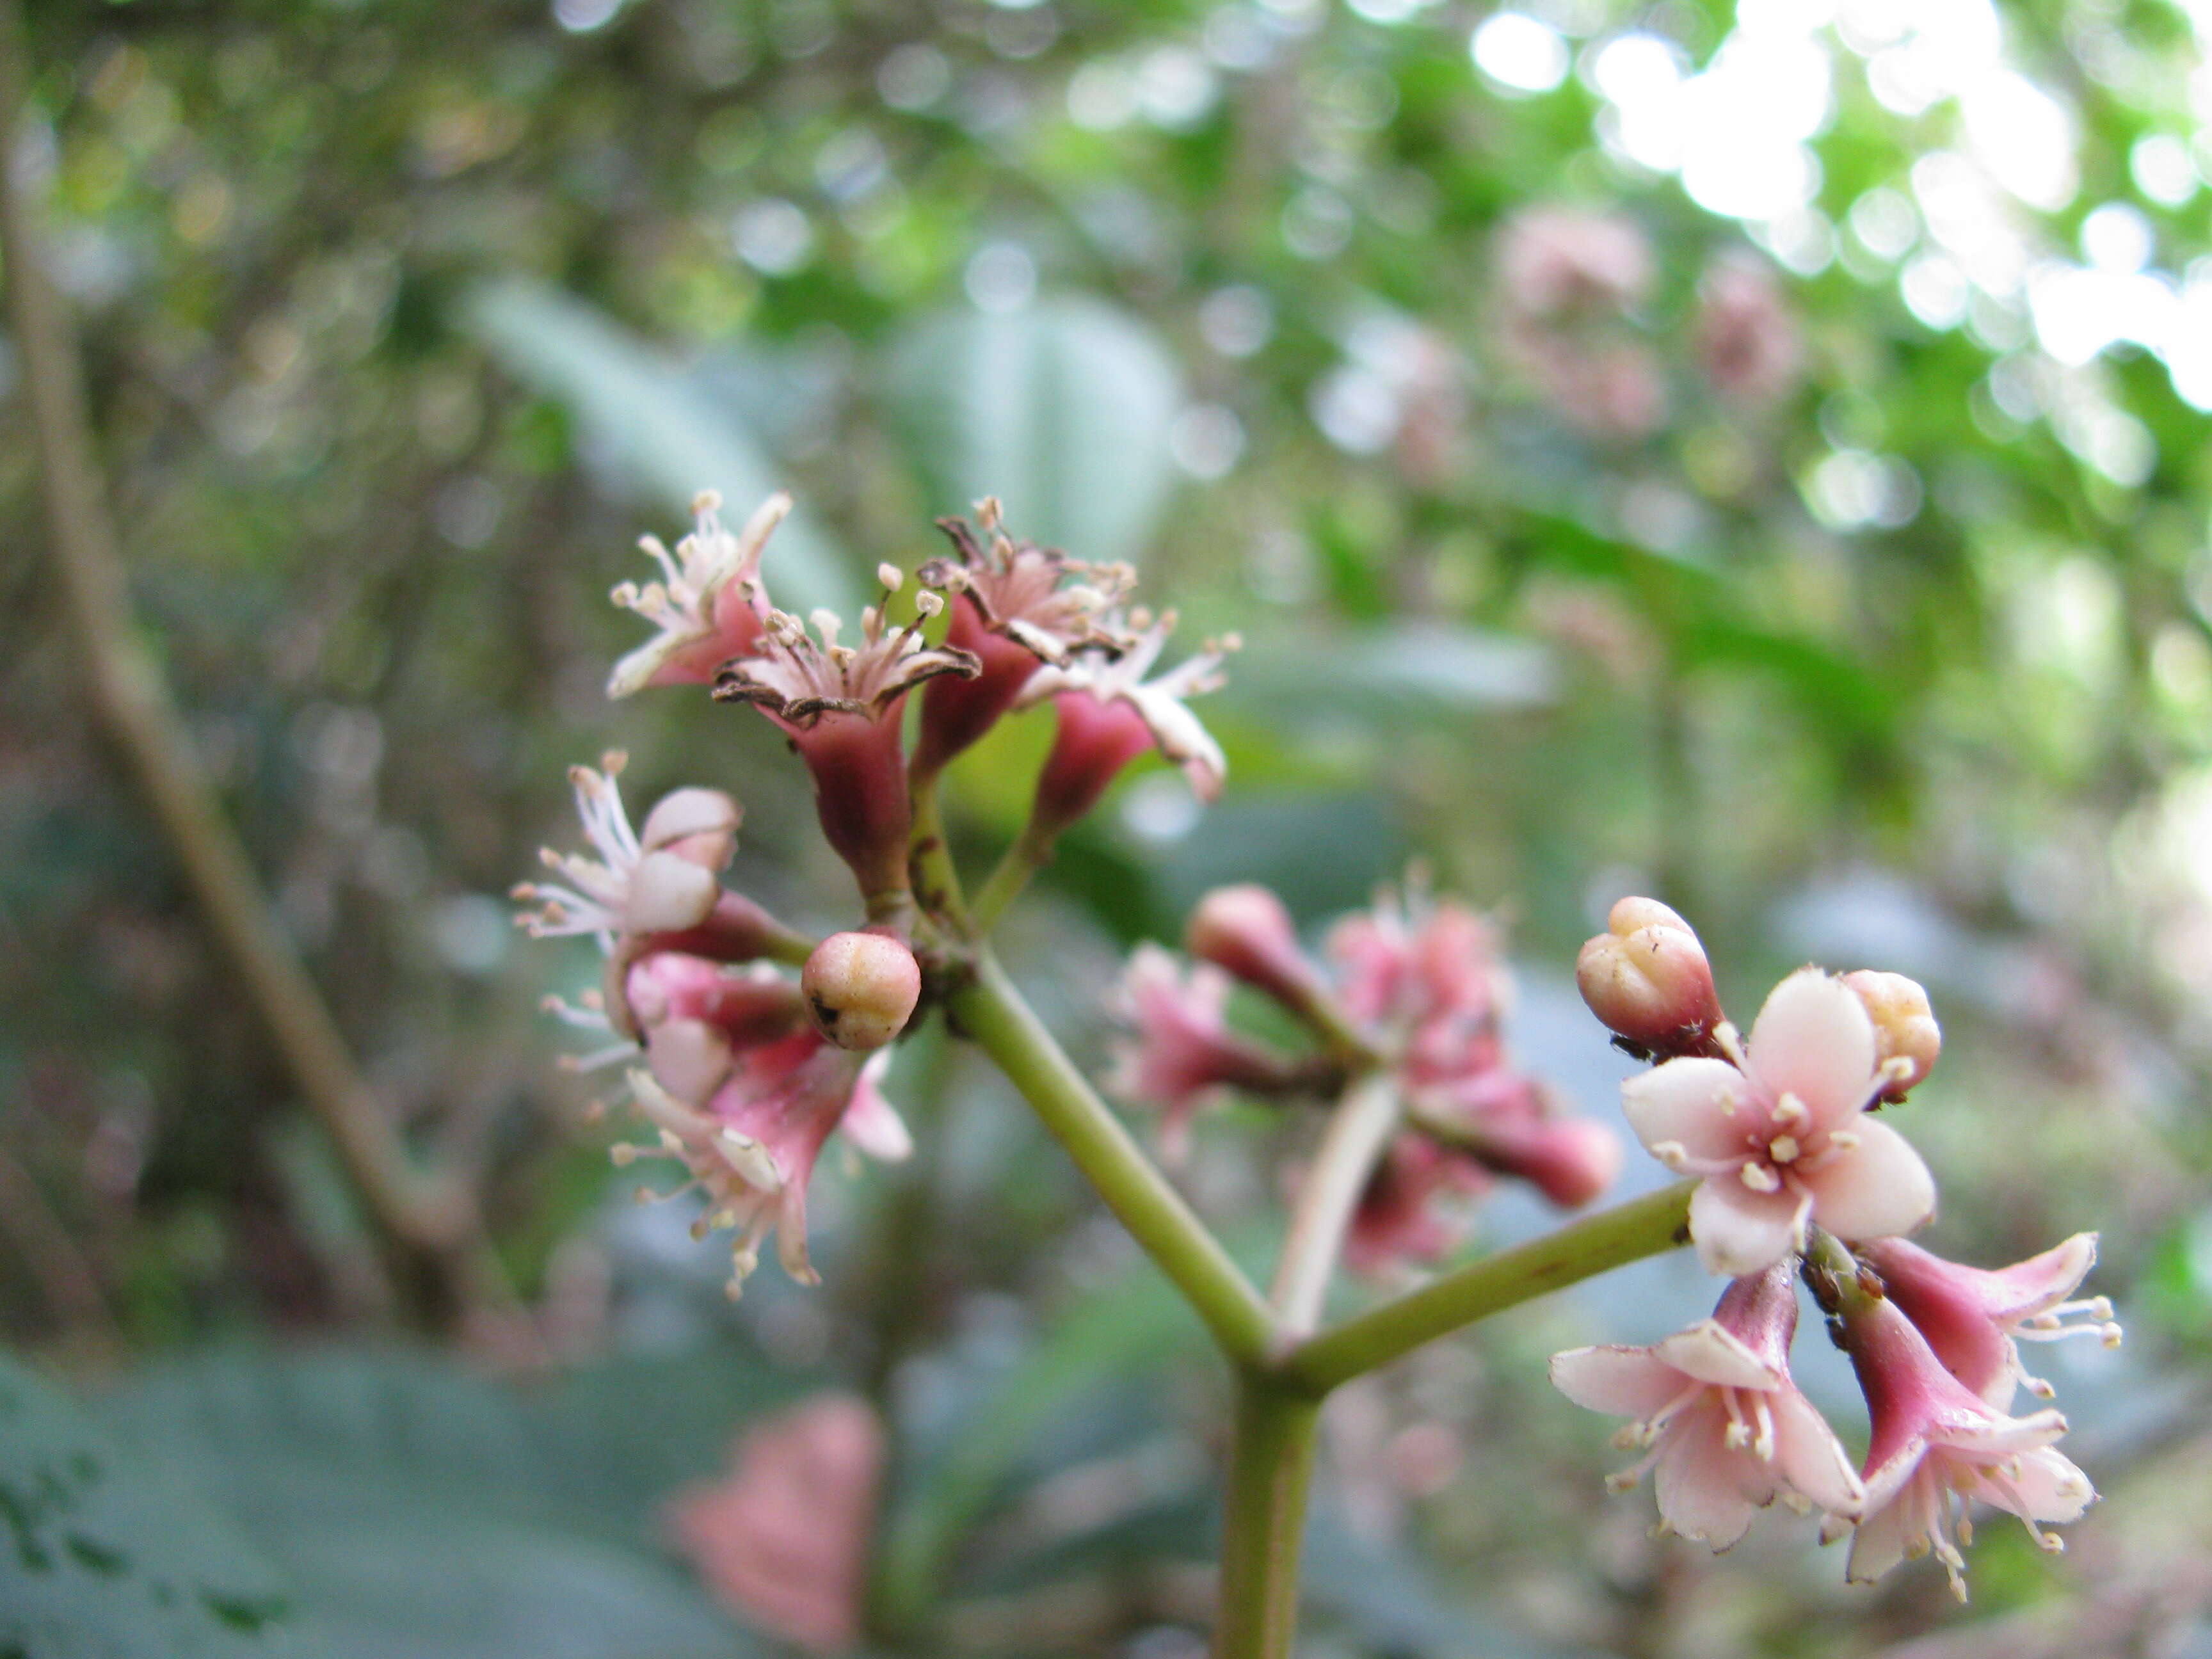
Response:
801,932,922,1051
1841,970,1939,1099
1185,885,1327,1015
640,787,741,869
1575,897,1722,1054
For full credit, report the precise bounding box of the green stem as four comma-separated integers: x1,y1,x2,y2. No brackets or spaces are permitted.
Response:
1214,1375,1320,1659
1281,1180,1695,1395
970,820,1051,933
950,952,1275,1366
1267,1072,1399,1342
907,774,970,935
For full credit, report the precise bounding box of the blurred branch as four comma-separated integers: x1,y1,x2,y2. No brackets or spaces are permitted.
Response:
0,1139,118,1350
1267,1072,1400,1342
0,4,515,1334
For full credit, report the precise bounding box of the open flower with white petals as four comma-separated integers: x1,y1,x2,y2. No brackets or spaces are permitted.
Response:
1624,968,1936,1277
618,1031,909,1297
513,755,738,944
1861,1233,2120,1408
608,491,790,698
1833,1290,2096,1599
714,576,979,902
1551,1262,1864,1548
1015,611,1236,831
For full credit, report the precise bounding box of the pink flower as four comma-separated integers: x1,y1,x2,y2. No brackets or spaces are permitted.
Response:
1015,612,1235,834
1834,1291,2096,1599
1859,1234,2119,1408
1327,892,1510,1085
1497,208,1656,319
715,579,979,902
1624,968,1936,1277
1550,1263,1864,1548
618,1027,908,1295
623,952,811,1104
1185,883,1334,1020
1694,252,1802,408
1414,1071,1623,1209
512,756,737,943
666,1393,885,1653
1345,1136,1491,1272
1107,943,1299,1160
607,491,787,698
913,501,1133,776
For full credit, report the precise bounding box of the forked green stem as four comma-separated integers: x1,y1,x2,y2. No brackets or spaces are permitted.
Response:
950,949,1698,1659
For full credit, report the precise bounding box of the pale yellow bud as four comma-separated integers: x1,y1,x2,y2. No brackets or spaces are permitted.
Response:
801,932,922,1051
1842,970,1940,1097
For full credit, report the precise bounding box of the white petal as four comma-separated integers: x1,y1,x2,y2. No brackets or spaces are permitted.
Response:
622,851,720,933
1803,1118,1935,1243
1651,1321,1783,1391
1689,1176,1809,1277
1744,968,1877,1132
1549,1346,1687,1418
1983,1445,2094,1525
1621,1058,1756,1169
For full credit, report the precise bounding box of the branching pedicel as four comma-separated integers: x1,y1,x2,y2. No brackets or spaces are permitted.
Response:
519,492,2117,1654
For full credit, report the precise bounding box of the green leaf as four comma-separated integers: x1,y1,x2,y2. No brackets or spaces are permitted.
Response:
0,1351,301,1658
461,278,858,616
99,1345,793,1659
885,298,1183,566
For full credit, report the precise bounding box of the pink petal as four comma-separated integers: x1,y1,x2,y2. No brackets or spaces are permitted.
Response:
1689,1175,1810,1277
1980,1233,2097,1321
1621,1058,1757,1171
1548,1347,1688,1418
839,1051,911,1162
1802,1118,1935,1244
1653,1401,1764,1548
1769,1388,1864,1516
1650,1321,1783,1391
1845,1480,1916,1585
1743,968,1877,1132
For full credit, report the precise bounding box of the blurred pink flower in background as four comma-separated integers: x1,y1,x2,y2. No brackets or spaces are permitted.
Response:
667,1393,887,1653
1695,252,1803,407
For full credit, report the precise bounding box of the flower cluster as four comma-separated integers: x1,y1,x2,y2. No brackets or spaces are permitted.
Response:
1556,898,2119,1598
522,492,1237,1294
518,756,915,1295
1109,879,1622,1267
